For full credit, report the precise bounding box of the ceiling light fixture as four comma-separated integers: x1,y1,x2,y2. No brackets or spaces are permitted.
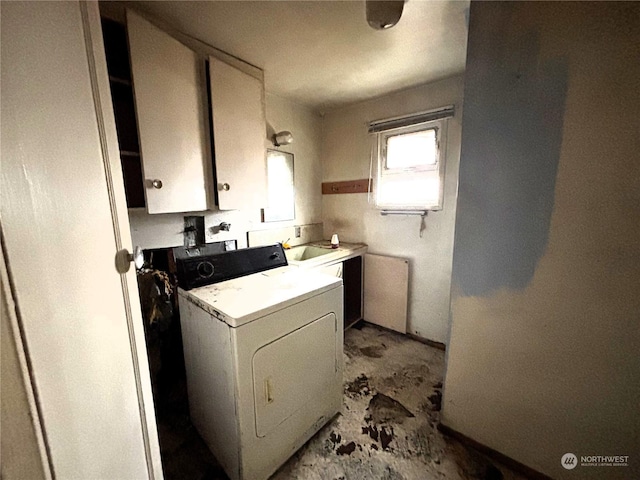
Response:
366,0,405,30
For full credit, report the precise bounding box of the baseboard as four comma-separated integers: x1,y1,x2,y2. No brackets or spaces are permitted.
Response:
407,333,446,351
358,321,447,351
438,423,553,480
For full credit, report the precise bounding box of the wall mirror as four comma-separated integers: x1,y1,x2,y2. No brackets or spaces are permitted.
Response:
262,149,295,222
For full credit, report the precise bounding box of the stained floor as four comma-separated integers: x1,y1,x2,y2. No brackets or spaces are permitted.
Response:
157,322,528,480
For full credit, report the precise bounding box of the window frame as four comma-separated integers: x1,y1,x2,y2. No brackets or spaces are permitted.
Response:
374,117,448,211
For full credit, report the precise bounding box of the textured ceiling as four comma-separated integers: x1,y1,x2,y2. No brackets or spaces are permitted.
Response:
128,1,470,112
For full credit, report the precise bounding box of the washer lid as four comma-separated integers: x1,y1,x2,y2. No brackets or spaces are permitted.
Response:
178,267,342,327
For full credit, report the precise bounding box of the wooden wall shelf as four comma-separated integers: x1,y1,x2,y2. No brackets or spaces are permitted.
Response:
322,178,372,195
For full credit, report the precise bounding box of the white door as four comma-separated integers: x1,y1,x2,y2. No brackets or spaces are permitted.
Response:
1,2,162,479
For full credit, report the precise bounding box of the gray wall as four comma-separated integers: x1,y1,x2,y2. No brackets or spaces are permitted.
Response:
443,2,640,478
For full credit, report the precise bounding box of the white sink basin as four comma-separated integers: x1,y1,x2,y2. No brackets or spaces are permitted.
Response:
285,245,334,262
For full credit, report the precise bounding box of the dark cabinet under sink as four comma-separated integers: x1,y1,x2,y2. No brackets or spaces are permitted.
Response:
343,255,363,329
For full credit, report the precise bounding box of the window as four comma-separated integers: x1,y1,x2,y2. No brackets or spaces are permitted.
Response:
385,127,438,170
370,107,452,211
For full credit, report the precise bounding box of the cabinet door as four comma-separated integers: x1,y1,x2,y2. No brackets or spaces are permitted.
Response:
209,57,267,210
127,10,210,214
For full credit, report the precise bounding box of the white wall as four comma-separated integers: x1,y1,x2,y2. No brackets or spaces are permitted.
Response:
128,93,323,249
321,76,464,343
442,2,640,479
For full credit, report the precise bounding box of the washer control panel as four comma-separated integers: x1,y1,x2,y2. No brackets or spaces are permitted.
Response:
176,243,288,290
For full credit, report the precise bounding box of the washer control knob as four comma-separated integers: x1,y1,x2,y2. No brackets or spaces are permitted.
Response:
197,261,215,278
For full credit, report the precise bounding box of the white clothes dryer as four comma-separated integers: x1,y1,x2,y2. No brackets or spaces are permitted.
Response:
176,244,343,480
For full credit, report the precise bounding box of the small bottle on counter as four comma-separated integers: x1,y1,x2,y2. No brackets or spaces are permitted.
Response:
331,233,339,249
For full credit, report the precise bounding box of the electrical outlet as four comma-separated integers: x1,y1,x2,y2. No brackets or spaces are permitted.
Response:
294,226,301,238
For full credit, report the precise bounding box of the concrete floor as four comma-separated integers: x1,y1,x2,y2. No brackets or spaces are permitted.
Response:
158,322,528,480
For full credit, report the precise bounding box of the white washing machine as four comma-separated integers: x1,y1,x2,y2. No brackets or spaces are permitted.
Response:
175,244,343,480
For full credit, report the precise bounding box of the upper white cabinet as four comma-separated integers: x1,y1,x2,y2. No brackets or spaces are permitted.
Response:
127,10,211,214
209,56,267,211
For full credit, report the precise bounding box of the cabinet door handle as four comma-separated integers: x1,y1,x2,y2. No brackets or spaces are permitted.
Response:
265,378,274,404
151,179,163,189
218,182,230,191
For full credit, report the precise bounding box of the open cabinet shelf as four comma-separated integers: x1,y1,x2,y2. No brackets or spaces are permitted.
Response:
102,17,145,209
